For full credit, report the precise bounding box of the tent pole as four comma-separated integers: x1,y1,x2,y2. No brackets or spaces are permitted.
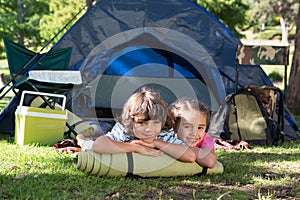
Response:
235,60,240,93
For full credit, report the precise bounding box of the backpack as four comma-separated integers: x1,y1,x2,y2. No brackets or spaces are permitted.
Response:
208,88,284,146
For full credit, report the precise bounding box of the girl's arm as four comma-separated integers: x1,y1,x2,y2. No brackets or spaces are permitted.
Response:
192,147,216,168
92,135,163,156
154,140,196,162
134,140,196,162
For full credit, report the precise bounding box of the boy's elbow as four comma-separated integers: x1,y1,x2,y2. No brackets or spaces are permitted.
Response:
92,141,99,152
91,136,106,153
92,142,99,153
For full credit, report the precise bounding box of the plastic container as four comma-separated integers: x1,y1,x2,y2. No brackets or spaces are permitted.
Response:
15,91,67,146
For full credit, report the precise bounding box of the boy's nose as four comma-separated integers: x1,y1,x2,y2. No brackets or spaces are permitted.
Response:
145,122,154,130
145,121,159,131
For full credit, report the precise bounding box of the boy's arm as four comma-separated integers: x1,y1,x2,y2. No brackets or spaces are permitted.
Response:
92,136,163,156
192,147,216,168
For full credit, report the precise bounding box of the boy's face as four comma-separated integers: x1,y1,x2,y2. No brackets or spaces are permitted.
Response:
176,110,207,147
132,114,162,143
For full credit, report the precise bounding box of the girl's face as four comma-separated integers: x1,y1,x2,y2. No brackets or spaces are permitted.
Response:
132,114,162,143
176,109,207,147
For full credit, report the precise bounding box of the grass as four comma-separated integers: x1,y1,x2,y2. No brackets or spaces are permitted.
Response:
0,136,299,199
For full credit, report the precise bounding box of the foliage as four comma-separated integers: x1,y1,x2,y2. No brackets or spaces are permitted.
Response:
269,71,283,82
246,0,299,42
0,0,49,49
194,0,249,38
0,137,299,199
39,0,86,48
0,0,85,54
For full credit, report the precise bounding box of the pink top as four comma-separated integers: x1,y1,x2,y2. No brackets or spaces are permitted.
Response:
196,132,215,149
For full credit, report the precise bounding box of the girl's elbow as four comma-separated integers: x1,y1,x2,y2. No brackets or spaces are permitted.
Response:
183,151,197,163
206,157,217,168
206,160,217,168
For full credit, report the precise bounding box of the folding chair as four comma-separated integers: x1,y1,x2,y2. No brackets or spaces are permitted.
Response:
3,38,73,96
235,44,289,132
2,38,80,137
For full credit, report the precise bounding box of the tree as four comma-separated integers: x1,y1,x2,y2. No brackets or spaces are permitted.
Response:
39,0,86,48
194,0,249,38
0,0,49,48
247,0,298,43
286,3,300,115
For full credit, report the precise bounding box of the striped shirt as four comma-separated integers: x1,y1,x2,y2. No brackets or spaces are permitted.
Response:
105,122,184,144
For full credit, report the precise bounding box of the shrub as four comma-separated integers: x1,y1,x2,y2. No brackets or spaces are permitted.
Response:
268,71,283,82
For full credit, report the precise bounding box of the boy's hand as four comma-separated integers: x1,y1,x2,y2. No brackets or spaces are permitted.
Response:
131,140,155,148
131,140,164,156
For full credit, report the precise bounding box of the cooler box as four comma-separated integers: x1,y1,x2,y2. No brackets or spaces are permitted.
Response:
15,91,67,146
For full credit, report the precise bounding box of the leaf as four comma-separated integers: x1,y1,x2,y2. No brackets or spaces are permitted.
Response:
15,172,28,179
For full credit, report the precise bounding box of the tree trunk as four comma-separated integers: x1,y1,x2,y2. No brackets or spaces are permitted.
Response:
17,0,24,46
279,16,289,44
286,4,300,115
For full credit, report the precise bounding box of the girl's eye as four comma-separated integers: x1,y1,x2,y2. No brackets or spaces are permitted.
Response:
198,126,205,131
183,124,192,129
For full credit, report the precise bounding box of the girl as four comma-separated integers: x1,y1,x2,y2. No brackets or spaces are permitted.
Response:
169,97,216,168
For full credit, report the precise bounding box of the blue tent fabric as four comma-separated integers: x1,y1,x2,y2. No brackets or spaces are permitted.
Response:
1,0,298,138
54,0,240,71
53,0,241,115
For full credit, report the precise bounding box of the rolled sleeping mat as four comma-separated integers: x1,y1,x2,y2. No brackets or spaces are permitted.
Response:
74,150,224,177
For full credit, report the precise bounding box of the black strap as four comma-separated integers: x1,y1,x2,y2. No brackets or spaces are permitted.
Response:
126,152,134,177
197,167,208,176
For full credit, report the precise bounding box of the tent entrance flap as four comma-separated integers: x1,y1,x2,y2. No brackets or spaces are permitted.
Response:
90,74,210,119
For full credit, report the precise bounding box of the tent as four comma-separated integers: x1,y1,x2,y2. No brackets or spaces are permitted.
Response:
1,0,299,139
53,0,240,118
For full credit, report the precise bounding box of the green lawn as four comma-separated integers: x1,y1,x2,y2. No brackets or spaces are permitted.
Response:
0,137,299,199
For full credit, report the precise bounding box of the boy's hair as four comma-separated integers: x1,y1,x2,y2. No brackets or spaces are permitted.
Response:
121,87,172,135
169,97,210,129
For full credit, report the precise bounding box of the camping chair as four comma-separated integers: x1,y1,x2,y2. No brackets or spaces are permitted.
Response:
3,38,74,96
234,44,288,139
2,38,81,137
236,44,289,97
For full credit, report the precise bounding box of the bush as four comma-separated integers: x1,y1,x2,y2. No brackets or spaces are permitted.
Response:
269,71,283,82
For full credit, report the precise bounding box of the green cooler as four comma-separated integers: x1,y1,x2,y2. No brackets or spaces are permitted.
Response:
15,91,67,146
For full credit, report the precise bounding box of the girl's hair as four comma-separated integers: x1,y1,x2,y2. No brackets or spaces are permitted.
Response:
121,87,172,135
169,97,210,128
